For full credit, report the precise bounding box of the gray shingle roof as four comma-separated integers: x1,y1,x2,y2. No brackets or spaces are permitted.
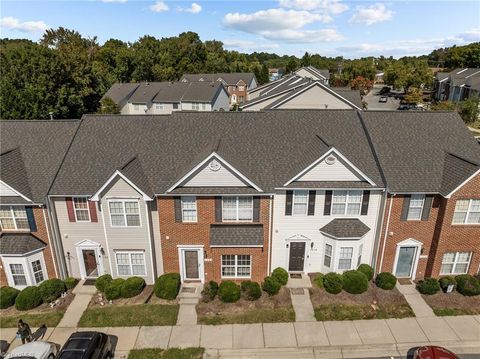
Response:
0,233,47,255
285,181,374,189
169,187,261,194
180,73,256,86
0,147,33,201
129,83,167,103
320,218,370,239
102,83,140,104
210,224,263,246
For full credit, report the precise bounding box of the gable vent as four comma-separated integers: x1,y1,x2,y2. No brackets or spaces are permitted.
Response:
325,155,336,165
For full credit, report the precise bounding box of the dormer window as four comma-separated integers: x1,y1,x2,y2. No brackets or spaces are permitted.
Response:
0,206,29,230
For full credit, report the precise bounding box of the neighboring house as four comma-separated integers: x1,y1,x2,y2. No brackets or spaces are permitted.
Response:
102,81,229,115
364,112,480,280
180,73,257,105
240,76,362,111
269,68,283,82
293,66,330,85
433,68,480,102
0,120,80,289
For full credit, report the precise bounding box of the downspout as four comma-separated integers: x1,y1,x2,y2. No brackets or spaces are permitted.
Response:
145,201,157,282
42,206,58,278
372,188,387,273
46,196,68,278
378,193,395,273
267,194,274,276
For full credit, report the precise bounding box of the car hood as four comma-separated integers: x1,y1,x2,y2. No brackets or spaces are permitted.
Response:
6,342,53,358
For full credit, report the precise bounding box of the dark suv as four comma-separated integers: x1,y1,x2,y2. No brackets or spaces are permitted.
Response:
57,332,113,359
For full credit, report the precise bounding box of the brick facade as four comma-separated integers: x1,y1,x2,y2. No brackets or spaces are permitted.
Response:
158,196,271,283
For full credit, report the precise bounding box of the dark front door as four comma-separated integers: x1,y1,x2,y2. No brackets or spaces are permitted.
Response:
289,242,306,271
184,250,199,279
82,249,98,277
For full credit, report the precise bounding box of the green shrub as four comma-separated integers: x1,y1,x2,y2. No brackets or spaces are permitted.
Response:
218,281,240,303
262,276,281,296
95,274,113,292
323,272,343,294
439,276,456,292
357,264,374,281
154,273,181,300
271,267,289,286
0,286,20,309
342,270,368,294
240,281,262,301
375,272,397,290
417,278,440,295
120,277,146,298
201,281,219,302
15,286,42,310
313,273,324,289
39,278,66,303
105,278,125,300
64,277,79,290
455,274,480,296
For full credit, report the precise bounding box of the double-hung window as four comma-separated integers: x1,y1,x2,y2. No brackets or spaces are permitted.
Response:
357,244,363,267
31,260,45,284
332,191,362,215
73,198,90,222
222,196,253,222
201,103,207,110
407,194,425,220
221,255,251,278
9,264,27,286
324,244,332,268
292,190,308,215
181,196,197,222
192,103,200,110
155,103,164,111
440,252,472,274
338,247,353,270
452,199,480,224
109,200,140,227
133,103,140,111
0,206,29,230
115,251,146,276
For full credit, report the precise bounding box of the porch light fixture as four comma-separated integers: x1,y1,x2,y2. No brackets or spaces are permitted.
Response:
310,242,314,249
286,243,289,248
100,248,105,256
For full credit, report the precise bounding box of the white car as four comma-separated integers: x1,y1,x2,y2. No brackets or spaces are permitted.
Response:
5,342,57,359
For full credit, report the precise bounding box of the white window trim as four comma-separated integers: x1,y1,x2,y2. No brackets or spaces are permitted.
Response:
338,246,354,270
452,199,480,225
73,197,91,222
324,243,332,268
332,190,363,216
0,205,29,231
221,254,252,279
2,251,49,289
440,252,472,275
115,251,147,277
181,196,198,223
292,190,308,216
221,196,253,222
407,194,425,221
108,199,142,228
31,259,45,284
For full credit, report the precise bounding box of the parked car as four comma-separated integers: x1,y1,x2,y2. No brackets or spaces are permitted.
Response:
413,346,458,359
379,86,391,95
57,332,112,359
5,341,57,359
379,96,388,103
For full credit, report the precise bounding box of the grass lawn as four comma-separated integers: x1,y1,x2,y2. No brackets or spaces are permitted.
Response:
421,291,480,317
198,307,295,325
128,348,204,359
0,311,65,328
433,307,478,316
78,304,179,327
314,303,414,321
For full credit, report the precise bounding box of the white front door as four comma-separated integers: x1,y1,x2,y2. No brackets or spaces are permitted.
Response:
76,243,104,279
178,247,204,283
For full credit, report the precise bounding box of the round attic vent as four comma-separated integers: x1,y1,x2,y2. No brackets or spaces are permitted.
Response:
209,159,221,172
325,155,336,165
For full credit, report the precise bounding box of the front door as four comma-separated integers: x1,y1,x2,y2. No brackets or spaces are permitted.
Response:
395,247,416,277
289,242,306,271
82,249,98,277
184,250,199,280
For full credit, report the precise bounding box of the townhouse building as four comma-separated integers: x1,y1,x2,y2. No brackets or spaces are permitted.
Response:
433,68,480,102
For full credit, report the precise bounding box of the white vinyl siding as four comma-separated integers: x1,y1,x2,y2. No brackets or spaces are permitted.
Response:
222,196,253,222
181,196,197,222
440,252,472,274
338,247,353,270
407,194,425,220
332,191,362,216
73,197,90,222
452,199,480,224
293,190,308,215
115,251,146,276
0,206,29,230
109,200,141,227
221,254,251,278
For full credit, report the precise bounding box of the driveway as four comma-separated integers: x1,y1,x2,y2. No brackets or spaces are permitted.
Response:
364,85,400,111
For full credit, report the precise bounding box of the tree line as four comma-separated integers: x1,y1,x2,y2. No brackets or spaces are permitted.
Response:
0,27,478,120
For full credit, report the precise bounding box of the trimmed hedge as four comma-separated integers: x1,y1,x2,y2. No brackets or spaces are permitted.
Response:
417,278,440,295
105,278,125,300
201,281,219,302
120,277,146,298
95,274,113,292
0,286,20,309
154,273,181,300
357,264,374,281
375,272,397,290
271,267,289,286
313,273,324,289
439,276,456,292
218,281,241,303
15,286,43,310
342,270,368,294
323,272,343,294
455,274,480,296
64,277,79,290
39,278,66,303
241,281,262,301
262,276,281,296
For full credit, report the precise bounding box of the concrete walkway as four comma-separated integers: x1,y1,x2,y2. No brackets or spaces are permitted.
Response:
176,283,202,326
57,280,96,327
290,288,316,322
396,283,435,317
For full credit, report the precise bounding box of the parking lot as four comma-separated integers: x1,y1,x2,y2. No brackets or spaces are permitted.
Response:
364,85,401,111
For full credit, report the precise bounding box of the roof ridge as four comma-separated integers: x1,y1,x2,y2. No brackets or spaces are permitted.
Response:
444,151,480,167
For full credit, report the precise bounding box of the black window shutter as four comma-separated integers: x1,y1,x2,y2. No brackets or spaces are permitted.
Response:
253,197,260,222
26,206,37,232
324,190,332,215
361,190,370,215
215,197,222,222
285,191,293,216
307,191,316,216
174,197,182,222
400,195,411,221
421,195,434,221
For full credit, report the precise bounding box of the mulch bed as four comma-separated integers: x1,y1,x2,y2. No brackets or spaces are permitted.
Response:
0,290,75,317
422,291,480,315
88,285,178,308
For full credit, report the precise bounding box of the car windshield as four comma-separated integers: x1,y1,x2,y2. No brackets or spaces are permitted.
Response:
8,357,36,359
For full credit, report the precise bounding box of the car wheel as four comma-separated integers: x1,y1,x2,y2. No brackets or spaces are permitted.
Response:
105,352,113,359
48,355,55,359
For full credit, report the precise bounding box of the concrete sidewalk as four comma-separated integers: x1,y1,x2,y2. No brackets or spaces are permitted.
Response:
396,283,435,317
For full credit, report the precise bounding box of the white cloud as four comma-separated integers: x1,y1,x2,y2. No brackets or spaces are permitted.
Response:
278,0,348,14
0,16,48,33
223,39,279,52
101,0,127,3
350,3,393,26
458,28,480,42
178,2,202,13
150,1,169,12
261,29,344,43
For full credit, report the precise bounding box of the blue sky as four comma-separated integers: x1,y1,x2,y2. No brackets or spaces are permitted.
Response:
1,0,479,58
